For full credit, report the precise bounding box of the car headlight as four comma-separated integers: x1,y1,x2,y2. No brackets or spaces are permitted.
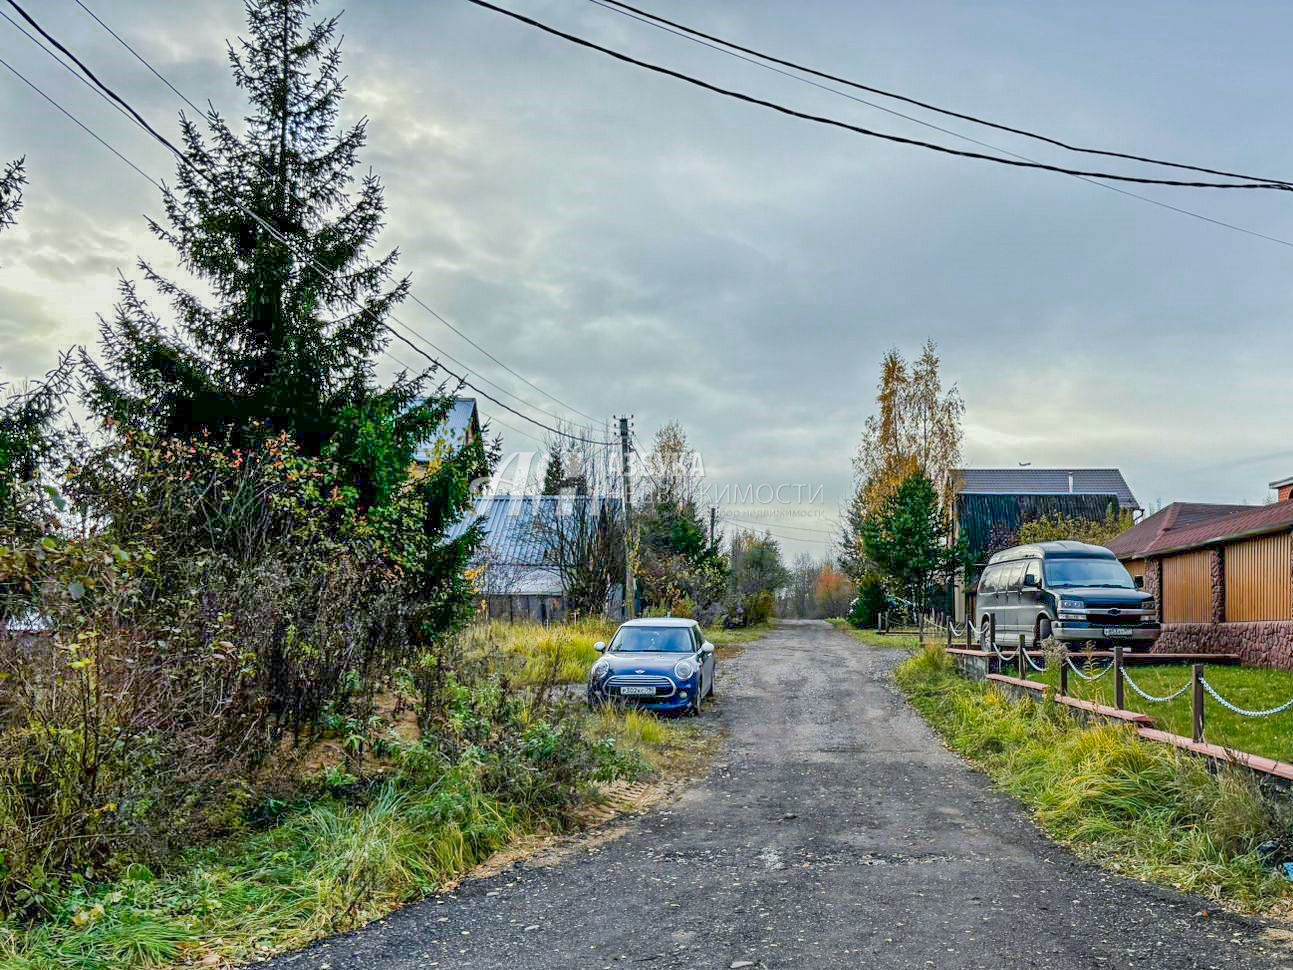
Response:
1139,599,1156,614
1059,598,1085,612
673,658,698,680
591,659,611,680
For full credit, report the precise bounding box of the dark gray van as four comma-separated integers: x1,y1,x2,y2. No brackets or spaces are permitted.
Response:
977,541,1160,650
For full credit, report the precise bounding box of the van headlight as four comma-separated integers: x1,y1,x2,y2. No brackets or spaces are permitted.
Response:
1059,599,1086,612
673,658,698,681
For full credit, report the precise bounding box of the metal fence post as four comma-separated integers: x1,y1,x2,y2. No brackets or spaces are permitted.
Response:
1113,646,1125,710
965,615,972,649
1192,664,1205,743
1018,634,1027,679
1059,656,1069,697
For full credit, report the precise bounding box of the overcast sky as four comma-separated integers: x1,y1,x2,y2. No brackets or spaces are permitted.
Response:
3,0,1293,558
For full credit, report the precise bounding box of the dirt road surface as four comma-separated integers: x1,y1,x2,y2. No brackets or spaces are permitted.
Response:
266,620,1286,970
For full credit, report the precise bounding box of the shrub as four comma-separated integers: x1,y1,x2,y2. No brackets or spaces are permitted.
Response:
742,591,774,626
0,430,480,912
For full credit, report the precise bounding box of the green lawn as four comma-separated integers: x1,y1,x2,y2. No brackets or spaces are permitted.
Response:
1034,659,1293,765
707,622,774,648
827,619,924,650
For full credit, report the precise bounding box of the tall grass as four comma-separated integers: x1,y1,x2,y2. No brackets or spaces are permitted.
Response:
897,646,1293,912
460,618,615,685
1,767,521,969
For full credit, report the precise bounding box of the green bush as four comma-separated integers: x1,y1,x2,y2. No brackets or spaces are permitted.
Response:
742,591,775,626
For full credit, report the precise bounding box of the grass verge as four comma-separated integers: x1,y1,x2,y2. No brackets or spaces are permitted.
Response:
896,644,1293,915
827,618,923,651
0,699,690,970
1037,658,1293,764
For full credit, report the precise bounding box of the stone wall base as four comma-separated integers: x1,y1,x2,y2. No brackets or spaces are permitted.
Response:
1154,621,1293,670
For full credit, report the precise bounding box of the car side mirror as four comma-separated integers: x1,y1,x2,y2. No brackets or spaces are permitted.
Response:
594,641,607,653
1134,576,1145,590
1022,575,1038,588
700,642,715,655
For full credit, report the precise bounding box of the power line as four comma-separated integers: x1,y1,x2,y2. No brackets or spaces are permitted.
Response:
0,13,616,448
0,53,159,189
720,516,830,545
721,514,838,537
61,0,607,430
461,0,1291,192
591,0,1293,189
586,0,1293,250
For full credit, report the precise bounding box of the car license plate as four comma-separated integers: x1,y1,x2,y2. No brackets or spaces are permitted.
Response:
619,685,655,696
1104,627,1134,637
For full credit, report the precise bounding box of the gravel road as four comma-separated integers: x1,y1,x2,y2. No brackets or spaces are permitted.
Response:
267,620,1288,970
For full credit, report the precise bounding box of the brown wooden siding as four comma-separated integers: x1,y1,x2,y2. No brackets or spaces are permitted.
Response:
1124,558,1146,582
1224,532,1293,622
1162,550,1212,623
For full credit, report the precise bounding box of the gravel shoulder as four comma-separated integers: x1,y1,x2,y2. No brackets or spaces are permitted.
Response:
265,620,1287,970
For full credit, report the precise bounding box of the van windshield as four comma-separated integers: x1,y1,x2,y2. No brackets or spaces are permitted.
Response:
1045,558,1135,589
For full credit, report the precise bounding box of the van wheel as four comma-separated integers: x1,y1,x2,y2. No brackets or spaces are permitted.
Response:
1034,616,1052,647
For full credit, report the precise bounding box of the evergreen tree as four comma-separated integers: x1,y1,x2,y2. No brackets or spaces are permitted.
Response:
542,449,565,495
862,472,960,614
0,158,72,544
82,0,461,510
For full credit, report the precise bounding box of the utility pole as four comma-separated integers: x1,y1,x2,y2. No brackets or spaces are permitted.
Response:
619,416,635,619
709,506,717,547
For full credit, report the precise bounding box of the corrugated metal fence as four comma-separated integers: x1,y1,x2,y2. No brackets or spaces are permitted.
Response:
1225,532,1293,622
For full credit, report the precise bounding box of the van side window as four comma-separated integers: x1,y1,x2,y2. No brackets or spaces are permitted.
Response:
1003,562,1025,590
1024,560,1042,587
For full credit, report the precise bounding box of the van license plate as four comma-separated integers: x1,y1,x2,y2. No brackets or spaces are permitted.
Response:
1104,628,1134,637
619,685,655,696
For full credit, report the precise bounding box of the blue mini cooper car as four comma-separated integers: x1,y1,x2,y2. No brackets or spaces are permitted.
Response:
586,618,716,715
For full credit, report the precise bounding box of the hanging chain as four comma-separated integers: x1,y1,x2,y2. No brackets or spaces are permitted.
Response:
1200,678,1293,718
1121,667,1191,704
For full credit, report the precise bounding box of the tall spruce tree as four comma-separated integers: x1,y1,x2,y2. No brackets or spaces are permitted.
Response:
83,0,468,510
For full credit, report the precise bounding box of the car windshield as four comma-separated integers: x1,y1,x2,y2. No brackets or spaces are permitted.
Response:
610,626,694,653
1045,558,1135,589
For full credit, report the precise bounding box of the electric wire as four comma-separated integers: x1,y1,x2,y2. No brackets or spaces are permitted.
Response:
590,0,1293,188
461,0,1291,192
585,0,1293,249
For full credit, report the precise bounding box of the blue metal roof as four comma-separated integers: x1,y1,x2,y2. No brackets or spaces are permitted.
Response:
449,494,622,595
412,397,479,463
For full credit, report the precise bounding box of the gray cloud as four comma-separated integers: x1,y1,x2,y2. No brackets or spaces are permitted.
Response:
3,0,1293,556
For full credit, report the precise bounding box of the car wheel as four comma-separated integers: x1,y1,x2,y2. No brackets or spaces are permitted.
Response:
1034,615,1052,648
690,686,703,717
706,670,715,698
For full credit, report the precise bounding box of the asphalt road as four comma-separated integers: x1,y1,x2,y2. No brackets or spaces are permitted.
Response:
268,620,1287,970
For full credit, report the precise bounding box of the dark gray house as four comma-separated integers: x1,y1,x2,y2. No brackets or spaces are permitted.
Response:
951,467,1141,622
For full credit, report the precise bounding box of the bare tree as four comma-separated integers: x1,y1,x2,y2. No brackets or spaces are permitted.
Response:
530,422,624,616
